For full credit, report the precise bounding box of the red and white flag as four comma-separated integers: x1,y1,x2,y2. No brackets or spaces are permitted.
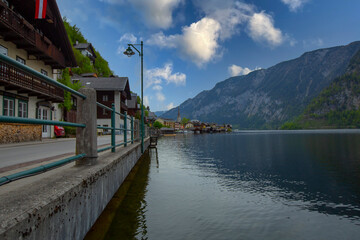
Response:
35,0,48,19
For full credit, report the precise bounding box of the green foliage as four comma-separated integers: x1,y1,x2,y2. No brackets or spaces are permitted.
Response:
153,121,164,129
93,50,112,77
63,18,113,77
72,48,95,75
145,110,149,117
282,71,360,129
181,117,190,125
280,122,302,130
57,69,81,111
64,126,77,137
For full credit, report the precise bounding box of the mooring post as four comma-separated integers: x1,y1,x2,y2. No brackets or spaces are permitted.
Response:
76,88,98,165
124,111,127,147
111,103,116,152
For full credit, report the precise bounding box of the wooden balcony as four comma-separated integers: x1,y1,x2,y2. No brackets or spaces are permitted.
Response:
0,2,66,68
0,59,64,102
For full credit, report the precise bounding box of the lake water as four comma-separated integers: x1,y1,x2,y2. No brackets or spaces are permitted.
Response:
96,130,360,240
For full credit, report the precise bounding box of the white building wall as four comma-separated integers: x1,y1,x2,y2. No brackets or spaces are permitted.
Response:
0,38,65,138
0,39,53,79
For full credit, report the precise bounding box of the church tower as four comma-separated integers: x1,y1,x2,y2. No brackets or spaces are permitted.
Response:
177,107,181,123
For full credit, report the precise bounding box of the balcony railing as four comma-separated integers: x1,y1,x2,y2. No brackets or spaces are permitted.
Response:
0,2,66,68
0,55,64,102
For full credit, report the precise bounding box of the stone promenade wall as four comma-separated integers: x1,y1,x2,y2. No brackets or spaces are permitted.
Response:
0,138,149,240
0,123,42,144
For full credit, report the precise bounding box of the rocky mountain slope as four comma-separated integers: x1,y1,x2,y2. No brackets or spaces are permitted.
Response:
281,49,360,129
161,41,360,129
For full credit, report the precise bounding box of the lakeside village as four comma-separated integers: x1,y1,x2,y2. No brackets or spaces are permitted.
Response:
0,0,231,144
148,108,233,135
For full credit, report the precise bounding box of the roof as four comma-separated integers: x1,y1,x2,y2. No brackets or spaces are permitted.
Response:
127,93,138,109
158,118,175,122
74,77,132,99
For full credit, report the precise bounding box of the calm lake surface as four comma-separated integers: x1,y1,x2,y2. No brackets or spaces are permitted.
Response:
104,130,360,240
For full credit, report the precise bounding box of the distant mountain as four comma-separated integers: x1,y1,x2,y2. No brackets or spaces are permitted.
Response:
281,49,360,129
161,41,360,129
154,111,166,117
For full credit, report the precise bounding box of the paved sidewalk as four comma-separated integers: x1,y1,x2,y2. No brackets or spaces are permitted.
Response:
0,135,124,173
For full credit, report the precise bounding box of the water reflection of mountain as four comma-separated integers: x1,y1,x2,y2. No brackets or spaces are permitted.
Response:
105,152,151,240
174,132,360,221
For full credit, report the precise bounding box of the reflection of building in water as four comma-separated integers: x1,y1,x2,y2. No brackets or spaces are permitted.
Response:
150,148,159,168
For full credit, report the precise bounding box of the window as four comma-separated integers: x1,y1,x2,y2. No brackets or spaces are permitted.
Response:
102,95,108,101
3,97,15,116
103,108,107,115
0,45,8,56
16,56,26,65
18,100,28,118
41,69,48,76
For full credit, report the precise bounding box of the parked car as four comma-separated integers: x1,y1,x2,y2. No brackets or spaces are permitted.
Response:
54,126,65,137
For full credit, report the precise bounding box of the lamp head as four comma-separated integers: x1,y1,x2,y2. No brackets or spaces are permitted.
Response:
123,46,135,57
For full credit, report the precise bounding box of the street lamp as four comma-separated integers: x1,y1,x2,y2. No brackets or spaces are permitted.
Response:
124,41,144,153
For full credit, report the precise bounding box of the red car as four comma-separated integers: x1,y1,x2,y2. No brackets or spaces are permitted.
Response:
54,126,65,137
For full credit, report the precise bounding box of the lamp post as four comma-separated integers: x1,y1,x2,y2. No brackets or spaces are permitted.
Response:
124,41,144,153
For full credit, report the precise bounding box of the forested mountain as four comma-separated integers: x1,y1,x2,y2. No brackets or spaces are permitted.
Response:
281,49,360,129
161,41,360,129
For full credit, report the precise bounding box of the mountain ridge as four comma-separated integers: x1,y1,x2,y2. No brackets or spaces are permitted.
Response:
161,41,360,129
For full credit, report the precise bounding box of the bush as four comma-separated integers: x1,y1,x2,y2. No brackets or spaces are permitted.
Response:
64,126,76,137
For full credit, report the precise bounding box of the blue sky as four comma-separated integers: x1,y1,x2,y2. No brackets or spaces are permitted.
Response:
58,0,360,111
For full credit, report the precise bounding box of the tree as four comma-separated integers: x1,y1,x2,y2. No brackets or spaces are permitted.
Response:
181,117,190,125
57,69,82,111
153,121,163,129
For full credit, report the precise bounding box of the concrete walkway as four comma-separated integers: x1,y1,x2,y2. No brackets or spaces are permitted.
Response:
0,135,125,173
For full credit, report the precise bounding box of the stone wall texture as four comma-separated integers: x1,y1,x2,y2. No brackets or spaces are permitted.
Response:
0,123,42,144
0,139,150,240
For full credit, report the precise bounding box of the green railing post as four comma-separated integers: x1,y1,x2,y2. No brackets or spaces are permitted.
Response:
124,111,127,147
111,103,115,152
131,116,134,144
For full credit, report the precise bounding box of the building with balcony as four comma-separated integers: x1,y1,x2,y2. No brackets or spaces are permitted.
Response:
75,76,132,132
0,0,77,143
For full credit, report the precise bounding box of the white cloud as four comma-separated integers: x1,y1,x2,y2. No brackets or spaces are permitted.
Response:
303,38,324,48
180,18,221,66
99,0,125,4
119,33,137,43
143,96,150,107
148,18,221,67
248,12,284,47
148,1,287,66
100,0,182,29
281,0,309,12
146,32,179,48
146,63,186,88
133,0,183,29
156,92,166,102
152,85,163,91
166,102,175,110
228,65,261,77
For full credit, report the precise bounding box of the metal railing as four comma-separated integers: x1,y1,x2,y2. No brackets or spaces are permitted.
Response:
0,53,145,186
96,102,140,153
